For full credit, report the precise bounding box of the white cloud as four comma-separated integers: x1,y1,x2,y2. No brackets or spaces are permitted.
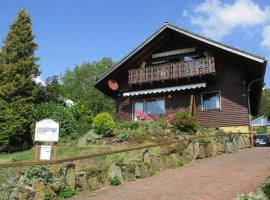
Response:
261,25,270,49
33,76,46,86
183,0,270,39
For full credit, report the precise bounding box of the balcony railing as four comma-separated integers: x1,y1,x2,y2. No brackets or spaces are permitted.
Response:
128,57,215,85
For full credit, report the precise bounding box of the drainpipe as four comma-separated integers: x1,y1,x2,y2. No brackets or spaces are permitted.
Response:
246,78,264,147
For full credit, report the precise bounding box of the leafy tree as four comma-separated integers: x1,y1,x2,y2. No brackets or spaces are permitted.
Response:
259,89,270,119
0,9,40,148
31,102,76,137
61,58,115,116
43,75,62,103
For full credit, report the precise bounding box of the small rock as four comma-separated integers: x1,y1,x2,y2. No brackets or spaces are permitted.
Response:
143,152,152,168
75,172,88,191
51,181,65,192
193,142,200,159
184,142,194,158
198,144,206,159
151,156,165,171
65,163,76,189
163,155,175,168
88,176,101,191
135,161,149,178
32,179,45,200
16,185,36,200
108,163,124,183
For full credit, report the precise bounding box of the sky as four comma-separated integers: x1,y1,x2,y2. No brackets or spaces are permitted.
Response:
0,0,269,87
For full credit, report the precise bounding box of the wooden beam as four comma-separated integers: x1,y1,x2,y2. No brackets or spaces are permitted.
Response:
190,95,196,118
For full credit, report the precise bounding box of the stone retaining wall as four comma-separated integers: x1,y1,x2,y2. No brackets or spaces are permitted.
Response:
10,134,251,200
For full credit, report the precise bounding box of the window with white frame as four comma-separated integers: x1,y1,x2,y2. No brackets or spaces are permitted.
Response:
133,99,165,120
202,92,221,111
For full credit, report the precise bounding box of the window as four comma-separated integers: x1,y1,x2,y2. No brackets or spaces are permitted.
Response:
133,99,165,120
202,92,220,111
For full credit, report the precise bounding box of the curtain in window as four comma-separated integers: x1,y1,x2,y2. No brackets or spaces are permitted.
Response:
146,99,165,115
133,101,144,121
203,92,220,110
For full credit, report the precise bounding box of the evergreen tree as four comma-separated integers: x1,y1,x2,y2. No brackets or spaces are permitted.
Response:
0,9,40,149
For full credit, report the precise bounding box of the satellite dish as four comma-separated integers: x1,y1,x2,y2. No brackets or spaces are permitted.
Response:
108,79,119,91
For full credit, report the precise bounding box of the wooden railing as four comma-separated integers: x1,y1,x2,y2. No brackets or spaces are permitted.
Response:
128,57,215,85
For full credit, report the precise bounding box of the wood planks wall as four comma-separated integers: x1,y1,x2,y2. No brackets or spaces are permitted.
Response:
116,56,249,128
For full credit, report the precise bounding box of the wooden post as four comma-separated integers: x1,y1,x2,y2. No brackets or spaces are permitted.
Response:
249,125,254,148
189,95,196,118
34,142,39,162
51,142,58,173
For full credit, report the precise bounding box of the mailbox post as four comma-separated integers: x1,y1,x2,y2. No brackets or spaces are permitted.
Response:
34,119,59,173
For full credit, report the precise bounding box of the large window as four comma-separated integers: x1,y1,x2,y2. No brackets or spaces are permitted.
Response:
202,92,221,111
133,99,165,120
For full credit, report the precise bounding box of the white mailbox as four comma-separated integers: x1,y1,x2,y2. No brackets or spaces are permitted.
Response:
40,145,52,160
35,119,59,142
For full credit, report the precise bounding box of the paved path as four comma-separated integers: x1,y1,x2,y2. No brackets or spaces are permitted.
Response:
71,147,270,200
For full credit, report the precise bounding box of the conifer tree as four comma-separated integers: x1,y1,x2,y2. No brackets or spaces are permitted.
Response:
0,9,40,149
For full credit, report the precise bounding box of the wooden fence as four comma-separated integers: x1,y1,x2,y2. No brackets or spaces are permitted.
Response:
0,132,250,169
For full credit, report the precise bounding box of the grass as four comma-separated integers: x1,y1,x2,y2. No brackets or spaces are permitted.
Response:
0,144,113,164
0,142,146,186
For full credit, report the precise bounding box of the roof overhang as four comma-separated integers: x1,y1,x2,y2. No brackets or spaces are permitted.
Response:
123,83,206,97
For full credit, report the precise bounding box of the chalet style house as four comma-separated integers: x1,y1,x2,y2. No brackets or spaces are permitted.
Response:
94,23,267,133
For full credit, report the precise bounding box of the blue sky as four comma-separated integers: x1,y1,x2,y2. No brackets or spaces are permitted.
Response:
0,0,269,87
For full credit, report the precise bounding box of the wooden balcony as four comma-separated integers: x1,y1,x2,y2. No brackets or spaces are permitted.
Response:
128,57,215,85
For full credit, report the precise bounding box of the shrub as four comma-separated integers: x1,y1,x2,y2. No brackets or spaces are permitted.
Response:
116,121,139,130
171,111,198,134
102,153,125,171
154,117,169,129
31,102,76,137
236,192,267,200
86,130,102,144
25,165,53,185
69,101,93,135
117,129,145,141
109,176,121,186
92,112,115,137
59,186,75,198
256,126,267,135
262,180,270,199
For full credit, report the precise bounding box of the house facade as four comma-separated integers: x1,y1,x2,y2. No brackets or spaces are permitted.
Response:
94,23,267,133
252,116,270,128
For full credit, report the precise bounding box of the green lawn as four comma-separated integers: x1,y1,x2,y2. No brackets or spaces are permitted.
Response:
0,144,114,187
0,144,113,164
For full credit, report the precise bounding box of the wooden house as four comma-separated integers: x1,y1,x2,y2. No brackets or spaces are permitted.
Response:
94,23,267,133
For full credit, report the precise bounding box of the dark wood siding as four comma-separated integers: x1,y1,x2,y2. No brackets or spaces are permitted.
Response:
116,55,249,128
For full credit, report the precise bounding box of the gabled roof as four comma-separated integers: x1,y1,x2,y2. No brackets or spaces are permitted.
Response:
93,22,267,86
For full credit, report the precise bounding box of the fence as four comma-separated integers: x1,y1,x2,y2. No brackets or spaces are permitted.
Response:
0,132,250,169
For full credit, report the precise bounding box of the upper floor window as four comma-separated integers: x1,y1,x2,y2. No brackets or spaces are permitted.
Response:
202,92,221,111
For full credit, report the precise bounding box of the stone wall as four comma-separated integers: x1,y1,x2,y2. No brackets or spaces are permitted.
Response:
7,134,251,200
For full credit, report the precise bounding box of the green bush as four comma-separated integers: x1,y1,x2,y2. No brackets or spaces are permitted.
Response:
92,112,115,137
31,102,76,137
155,117,169,129
116,120,165,131
86,130,102,144
25,165,53,185
176,160,184,167
262,180,270,199
116,121,139,130
256,126,267,135
59,186,75,198
102,153,125,171
69,101,93,135
171,111,198,134
117,129,145,141
109,176,121,186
